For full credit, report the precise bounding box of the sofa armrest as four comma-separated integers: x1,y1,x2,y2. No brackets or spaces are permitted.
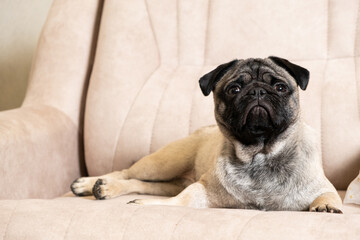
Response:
0,105,84,199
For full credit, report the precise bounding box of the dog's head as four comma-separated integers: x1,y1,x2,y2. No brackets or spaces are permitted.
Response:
199,56,309,145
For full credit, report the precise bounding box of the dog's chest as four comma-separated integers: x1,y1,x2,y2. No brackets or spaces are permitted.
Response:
218,152,311,210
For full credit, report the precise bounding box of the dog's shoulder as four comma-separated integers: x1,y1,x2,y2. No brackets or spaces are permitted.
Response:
191,125,224,148
192,124,219,137
190,125,223,152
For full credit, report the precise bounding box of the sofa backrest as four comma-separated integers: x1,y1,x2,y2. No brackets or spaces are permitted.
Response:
84,0,360,190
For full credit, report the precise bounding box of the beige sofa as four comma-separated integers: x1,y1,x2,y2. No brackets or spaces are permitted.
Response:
1,0,360,239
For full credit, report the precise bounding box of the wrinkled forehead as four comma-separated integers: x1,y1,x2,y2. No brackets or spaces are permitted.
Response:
225,58,296,86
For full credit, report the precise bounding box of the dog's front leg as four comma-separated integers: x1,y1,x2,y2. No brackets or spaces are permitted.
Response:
128,182,209,208
310,192,343,213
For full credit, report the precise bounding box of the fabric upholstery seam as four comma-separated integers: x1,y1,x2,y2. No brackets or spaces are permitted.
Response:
320,0,330,168
170,210,195,240
148,67,179,154
188,67,206,135
120,207,144,240
235,212,263,240
111,65,161,171
144,0,161,65
111,0,162,170
188,0,211,135
354,0,360,118
63,210,77,240
2,201,19,240
326,0,330,60
203,0,211,66
176,0,180,65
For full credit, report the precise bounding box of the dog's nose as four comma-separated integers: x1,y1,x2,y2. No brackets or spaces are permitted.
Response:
248,87,267,98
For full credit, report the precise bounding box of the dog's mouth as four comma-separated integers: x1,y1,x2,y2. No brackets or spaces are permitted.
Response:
249,106,269,118
243,105,273,136
243,102,273,126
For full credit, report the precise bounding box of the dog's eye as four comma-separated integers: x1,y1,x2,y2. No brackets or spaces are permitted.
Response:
274,83,287,93
227,85,241,95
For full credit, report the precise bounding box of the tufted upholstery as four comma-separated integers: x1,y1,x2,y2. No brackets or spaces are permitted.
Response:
0,0,360,239
85,0,360,189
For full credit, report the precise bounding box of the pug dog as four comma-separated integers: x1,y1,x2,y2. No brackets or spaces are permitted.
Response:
71,56,342,213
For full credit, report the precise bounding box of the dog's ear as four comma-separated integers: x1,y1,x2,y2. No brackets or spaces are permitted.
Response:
199,60,238,96
269,56,310,90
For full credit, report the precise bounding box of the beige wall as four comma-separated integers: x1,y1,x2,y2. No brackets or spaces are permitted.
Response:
0,0,53,111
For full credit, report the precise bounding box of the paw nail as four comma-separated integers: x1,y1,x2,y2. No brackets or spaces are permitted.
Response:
95,179,103,185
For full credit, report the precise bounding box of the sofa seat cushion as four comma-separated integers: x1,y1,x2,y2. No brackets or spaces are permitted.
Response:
0,192,359,240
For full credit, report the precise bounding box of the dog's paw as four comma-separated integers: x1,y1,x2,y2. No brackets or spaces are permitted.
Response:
126,198,173,206
92,179,108,200
92,178,130,200
310,204,343,214
71,177,97,196
92,179,114,200
127,199,141,205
